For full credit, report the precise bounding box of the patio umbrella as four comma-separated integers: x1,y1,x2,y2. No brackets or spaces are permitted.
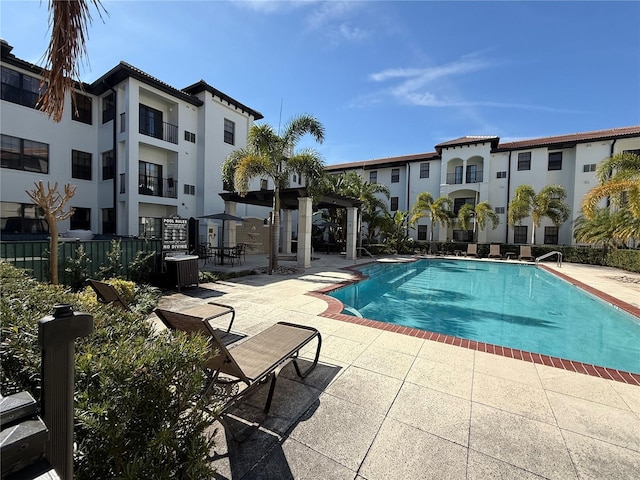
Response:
198,212,244,247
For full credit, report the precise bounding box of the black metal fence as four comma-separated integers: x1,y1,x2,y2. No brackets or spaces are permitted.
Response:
0,238,162,282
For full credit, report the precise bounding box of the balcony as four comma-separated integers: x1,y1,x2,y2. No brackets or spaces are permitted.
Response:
138,175,178,199
446,170,483,185
139,117,178,144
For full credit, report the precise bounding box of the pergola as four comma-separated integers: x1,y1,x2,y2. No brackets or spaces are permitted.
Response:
219,187,362,268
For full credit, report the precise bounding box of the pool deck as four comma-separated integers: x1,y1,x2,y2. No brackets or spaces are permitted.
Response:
154,254,640,479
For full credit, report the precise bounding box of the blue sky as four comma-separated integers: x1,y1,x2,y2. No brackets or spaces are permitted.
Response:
2,1,639,165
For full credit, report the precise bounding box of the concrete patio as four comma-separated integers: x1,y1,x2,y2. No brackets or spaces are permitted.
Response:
153,253,640,480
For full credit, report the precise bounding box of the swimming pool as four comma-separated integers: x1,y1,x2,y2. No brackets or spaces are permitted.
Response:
328,259,640,374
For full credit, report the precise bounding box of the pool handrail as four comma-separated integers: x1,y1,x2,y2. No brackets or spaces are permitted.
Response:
535,251,562,267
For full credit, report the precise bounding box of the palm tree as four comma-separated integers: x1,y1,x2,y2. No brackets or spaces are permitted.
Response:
410,192,453,241
319,171,390,245
573,209,640,247
507,184,570,244
457,201,499,242
581,152,640,240
382,210,411,254
40,0,107,122
221,114,325,273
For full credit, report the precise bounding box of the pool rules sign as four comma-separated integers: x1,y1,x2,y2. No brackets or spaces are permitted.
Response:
162,217,188,251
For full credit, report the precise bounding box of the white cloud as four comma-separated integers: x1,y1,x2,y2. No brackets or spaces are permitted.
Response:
364,54,582,113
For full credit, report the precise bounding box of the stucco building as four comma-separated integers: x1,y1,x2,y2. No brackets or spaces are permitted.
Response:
327,127,640,245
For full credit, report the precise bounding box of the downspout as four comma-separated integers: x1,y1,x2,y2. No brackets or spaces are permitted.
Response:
505,151,512,243
406,162,411,240
103,82,118,237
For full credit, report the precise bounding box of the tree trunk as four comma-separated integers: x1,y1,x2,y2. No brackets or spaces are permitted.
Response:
47,213,59,284
531,224,536,245
270,188,280,274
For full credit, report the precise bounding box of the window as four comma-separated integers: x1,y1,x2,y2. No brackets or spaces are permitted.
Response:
517,152,531,171
1,67,42,108
101,208,115,234
369,170,377,183
544,226,558,245
138,217,162,239
72,93,92,124
496,171,507,178
72,150,92,180
183,184,195,195
139,104,163,139
513,226,528,244
1,134,49,173
260,179,268,190
548,151,562,171
70,207,91,230
224,118,235,145
138,161,163,196
419,162,430,178
466,164,482,183
417,225,427,241
101,150,114,180
102,93,114,123
1,202,48,234
390,197,399,211
583,163,596,172
184,131,196,143
391,168,400,183
453,197,474,215
624,149,640,156
494,207,505,214
454,165,463,184
453,229,473,242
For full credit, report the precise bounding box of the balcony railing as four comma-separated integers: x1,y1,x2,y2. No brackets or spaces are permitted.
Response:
138,175,178,198
446,170,484,185
139,119,178,144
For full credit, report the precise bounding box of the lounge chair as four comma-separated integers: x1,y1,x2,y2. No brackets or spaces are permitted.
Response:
157,310,321,439
154,303,236,342
87,279,130,310
488,244,502,259
519,245,534,261
465,243,479,257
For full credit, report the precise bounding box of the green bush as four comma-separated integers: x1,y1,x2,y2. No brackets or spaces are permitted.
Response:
606,248,640,273
0,261,215,479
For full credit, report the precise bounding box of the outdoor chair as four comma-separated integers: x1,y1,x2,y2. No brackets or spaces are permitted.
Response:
488,244,502,259
465,243,479,257
519,245,534,261
154,303,236,342
157,309,321,440
86,279,130,310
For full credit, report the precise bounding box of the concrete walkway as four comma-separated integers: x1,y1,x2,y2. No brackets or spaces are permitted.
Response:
154,254,640,480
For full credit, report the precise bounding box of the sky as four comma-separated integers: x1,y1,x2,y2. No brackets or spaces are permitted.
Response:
1,1,639,165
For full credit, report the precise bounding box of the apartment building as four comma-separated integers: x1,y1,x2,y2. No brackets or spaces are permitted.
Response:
0,40,267,243
326,126,640,245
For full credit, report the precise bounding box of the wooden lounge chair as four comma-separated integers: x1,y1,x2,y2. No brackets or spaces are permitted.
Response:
465,243,479,257
157,310,321,439
488,244,502,259
86,279,130,310
519,245,534,261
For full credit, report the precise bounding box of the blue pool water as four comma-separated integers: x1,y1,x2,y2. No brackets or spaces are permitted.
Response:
329,259,640,373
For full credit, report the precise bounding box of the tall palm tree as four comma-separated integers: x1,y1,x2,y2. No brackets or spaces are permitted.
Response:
40,0,106,122
507,184,571,244
457,201,499,242
221,114,325,273
410,192,453,241
582,152,640,223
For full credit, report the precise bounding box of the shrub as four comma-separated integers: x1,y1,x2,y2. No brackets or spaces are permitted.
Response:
97,240,124,280
61,244,92,290
0,261,216,478
606,248,640,273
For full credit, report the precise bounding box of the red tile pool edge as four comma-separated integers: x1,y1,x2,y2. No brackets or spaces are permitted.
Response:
307,263,640,386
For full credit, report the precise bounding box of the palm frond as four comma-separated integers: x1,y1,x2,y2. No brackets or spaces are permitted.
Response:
39,0,106,122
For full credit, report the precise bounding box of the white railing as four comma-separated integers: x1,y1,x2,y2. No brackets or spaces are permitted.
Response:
535,251,562,267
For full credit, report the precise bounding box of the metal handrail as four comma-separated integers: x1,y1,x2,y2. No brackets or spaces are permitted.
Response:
535,250,562,267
